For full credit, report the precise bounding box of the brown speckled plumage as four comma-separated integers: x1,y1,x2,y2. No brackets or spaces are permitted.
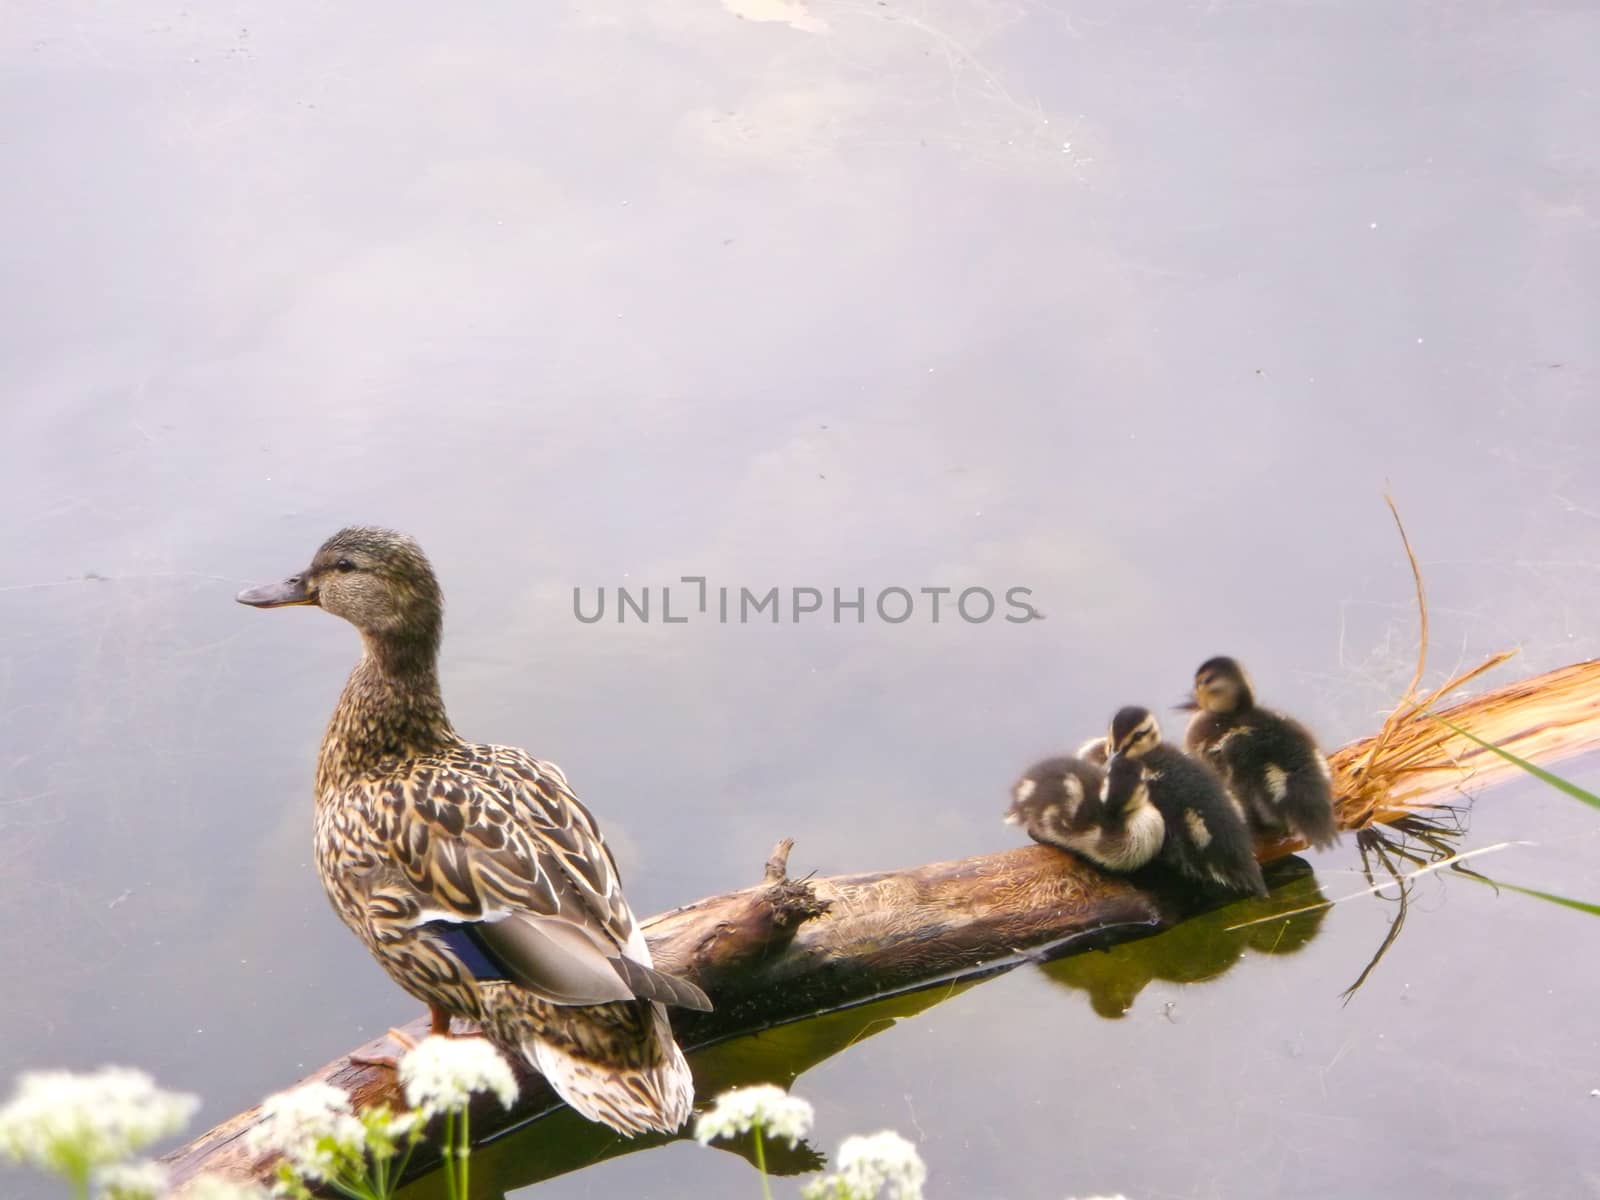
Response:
240,527,708,1135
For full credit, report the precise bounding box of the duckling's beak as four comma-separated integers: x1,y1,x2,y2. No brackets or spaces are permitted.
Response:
236,573,316,608
1174,697,1200,712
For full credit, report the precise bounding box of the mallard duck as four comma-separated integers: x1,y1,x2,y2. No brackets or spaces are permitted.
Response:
1107,706,1266,897
1005,755,1164,873
237,527,711,1136
1180,656,1340,849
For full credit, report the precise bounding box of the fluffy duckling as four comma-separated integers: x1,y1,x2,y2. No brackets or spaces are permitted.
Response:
238,527,710,1136
1182,656,1340,849
1006,755,1164,873
1107,706,1267,897
1074,736,1110,769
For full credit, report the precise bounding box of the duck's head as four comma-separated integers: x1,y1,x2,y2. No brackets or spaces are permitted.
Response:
1103,753,1152,813
236,526,443,648
1108,706,1161,759
1182,656,1253,714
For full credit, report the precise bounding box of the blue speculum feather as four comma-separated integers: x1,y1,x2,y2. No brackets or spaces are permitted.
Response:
423,920,511,981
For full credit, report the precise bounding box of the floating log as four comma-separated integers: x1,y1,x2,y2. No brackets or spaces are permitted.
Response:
164,657,1600,1194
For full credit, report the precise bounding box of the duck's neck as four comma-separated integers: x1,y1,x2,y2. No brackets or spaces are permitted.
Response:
317,631,457,789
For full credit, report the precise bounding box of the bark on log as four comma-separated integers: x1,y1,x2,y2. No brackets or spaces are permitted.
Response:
163,657,1600,1193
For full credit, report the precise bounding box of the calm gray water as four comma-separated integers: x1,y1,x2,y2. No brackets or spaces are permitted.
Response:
3,1,1598,1197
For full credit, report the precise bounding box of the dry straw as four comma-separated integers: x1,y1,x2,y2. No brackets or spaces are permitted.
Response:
1295,495,1600,847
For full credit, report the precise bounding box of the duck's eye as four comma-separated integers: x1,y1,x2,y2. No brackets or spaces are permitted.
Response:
334,559,358,573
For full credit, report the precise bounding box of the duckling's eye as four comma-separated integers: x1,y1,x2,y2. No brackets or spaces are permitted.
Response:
334,559,358,573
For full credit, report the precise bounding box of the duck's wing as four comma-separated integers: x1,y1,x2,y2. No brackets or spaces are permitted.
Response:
377,745,711,1011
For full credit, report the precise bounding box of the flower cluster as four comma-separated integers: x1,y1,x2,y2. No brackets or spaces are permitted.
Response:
241,1040,519,1200
0,1067,199,1188
245,1082,367,1184
94,1160,170,1200
398,1037,519,1117
803,1130,927,1200
693,1084,815,1148
0,1043,525,1200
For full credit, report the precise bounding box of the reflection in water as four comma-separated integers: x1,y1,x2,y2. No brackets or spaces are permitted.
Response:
1341,808,1477,1002
399,985,972,1198
1040,859,1329,1019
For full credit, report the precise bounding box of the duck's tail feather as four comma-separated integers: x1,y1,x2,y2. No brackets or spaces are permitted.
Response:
523,1001,694,1136
609,955,713,1012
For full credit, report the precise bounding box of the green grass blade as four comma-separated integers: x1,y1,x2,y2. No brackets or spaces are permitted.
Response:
1431,717,1600,811
1493,880,1600,916
1460,872,1600,917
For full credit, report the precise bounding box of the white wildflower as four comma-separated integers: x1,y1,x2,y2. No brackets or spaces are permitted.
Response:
803,1131,927,1200
184,1175,275,1200
95,1159,169,1200
245,1082,365,1182
693,1085,814,1147
0,1067,199,1187
398,1037,518,1117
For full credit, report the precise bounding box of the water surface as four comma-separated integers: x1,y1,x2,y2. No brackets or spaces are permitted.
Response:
3,1,1598,1197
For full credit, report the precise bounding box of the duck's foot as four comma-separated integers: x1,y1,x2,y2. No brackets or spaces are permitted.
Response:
351,1009,485,1067
349,1025,422,1070
429,1005,492,1040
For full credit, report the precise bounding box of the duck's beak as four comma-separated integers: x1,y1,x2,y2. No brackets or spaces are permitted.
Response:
1174,697,1200,712
236,573,316,608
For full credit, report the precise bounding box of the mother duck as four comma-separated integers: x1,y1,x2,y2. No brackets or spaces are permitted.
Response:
238,527,710,1135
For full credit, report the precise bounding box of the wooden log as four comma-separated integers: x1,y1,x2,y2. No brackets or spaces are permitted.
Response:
165,840,1164,1192
163,657,1600,1193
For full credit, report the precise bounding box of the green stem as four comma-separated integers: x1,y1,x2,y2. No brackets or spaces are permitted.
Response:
752,1121,773,1200
459,1104,471,1200
443,1110,460,1200
328,1176,370,1200
393,1133,420,1190
373,1146,389,1199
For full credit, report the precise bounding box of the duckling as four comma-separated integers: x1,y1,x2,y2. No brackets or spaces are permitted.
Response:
1006,755,1164,873
237,527,711,1136
1181,656,1340,849
1107,706,1266,897
1074,736,1110,769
